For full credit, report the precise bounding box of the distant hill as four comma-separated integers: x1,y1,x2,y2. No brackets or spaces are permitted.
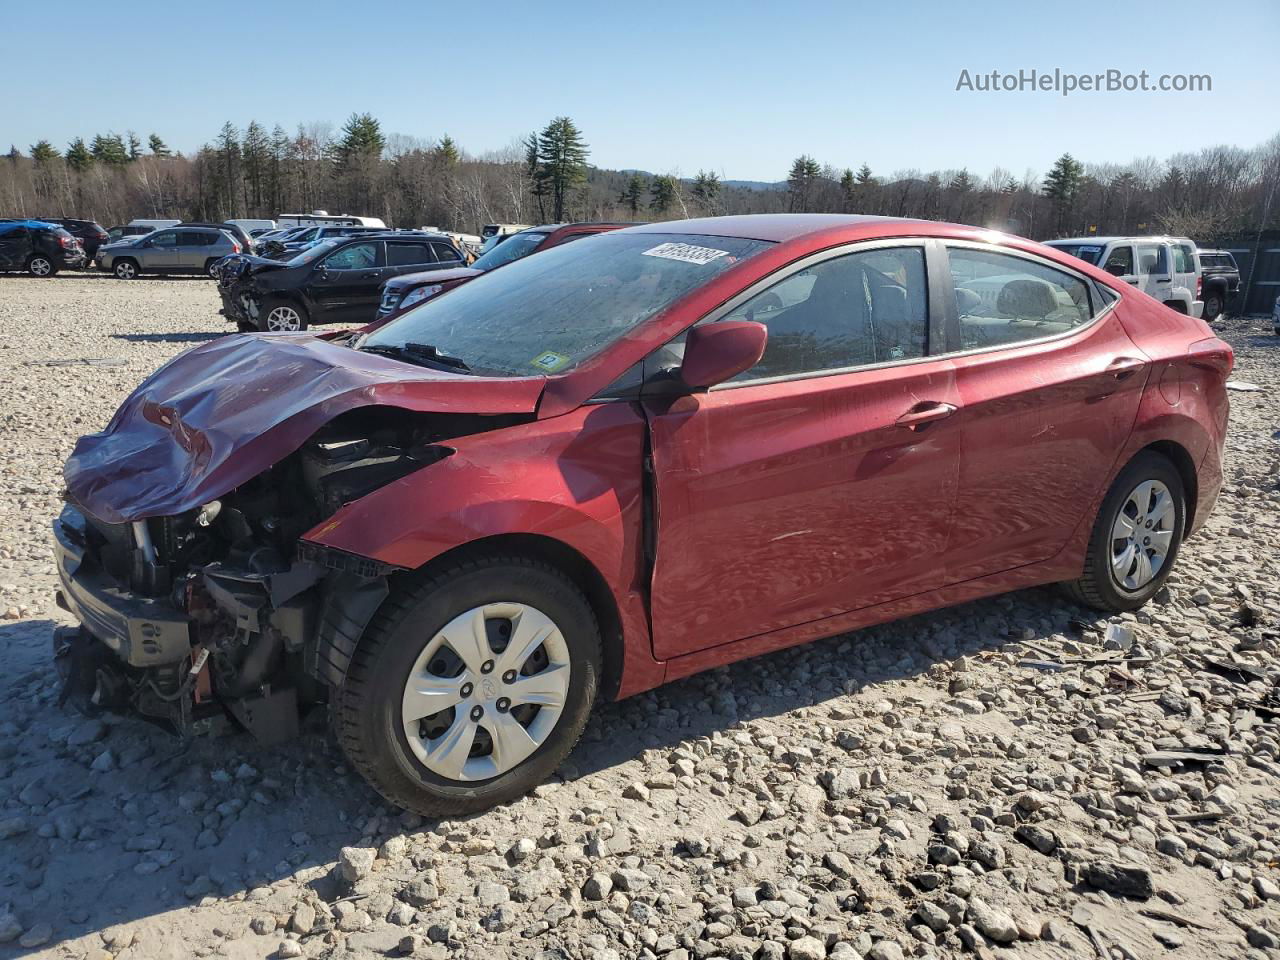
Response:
722,179,786,191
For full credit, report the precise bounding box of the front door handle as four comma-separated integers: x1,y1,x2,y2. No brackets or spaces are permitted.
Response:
1106,356,1145,380
896,401,957,430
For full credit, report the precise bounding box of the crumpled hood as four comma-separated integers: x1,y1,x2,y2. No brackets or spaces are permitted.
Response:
65,333,546,524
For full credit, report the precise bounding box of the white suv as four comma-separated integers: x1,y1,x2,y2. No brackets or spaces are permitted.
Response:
1046,236,1202,318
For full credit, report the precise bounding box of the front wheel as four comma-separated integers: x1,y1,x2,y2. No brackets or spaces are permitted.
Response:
26,255,56,277
205,258,223,279
1064,452,1185,611
259,298,308,332
334,557,601,816
113,259,139,280
1203,291,1223,322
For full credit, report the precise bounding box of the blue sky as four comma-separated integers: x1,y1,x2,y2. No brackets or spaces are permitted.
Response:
5,0,1278,181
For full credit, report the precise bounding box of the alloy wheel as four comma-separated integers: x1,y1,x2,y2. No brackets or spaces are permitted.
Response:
400,602,570,782
265,306,302,331
115,261,136,280
29,257,52,277
1110,479,1175,591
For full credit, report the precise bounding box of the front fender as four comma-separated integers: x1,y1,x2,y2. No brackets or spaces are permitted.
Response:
302,402,664,697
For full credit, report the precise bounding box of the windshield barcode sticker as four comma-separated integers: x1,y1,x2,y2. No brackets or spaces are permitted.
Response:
642,242,730,265
531,351,570,372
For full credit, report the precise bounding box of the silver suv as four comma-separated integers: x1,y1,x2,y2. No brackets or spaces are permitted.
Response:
96,226,241,280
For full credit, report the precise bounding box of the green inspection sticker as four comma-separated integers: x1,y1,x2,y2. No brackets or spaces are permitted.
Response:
530,351,570,372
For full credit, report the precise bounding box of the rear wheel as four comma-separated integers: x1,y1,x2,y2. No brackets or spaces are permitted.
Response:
1203,291,1223,321
259,298,308,332
26,255,56,277
1064,452,1185,611
113,259,139,280
334,556,601,816
204,258,222,279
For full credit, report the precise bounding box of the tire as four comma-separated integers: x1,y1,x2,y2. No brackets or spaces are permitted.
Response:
113,259,139,280
1203,291,1223,322
205,258,222,279
26,255,56,277
1064,452,1185,611
259,298,308,332
334,556,601,816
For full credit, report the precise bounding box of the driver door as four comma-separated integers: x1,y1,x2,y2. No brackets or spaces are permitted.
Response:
141,230,182,270
308,241,386,322
645,243,960,660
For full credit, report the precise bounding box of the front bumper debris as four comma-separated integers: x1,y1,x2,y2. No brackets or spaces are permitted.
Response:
53,506,191,668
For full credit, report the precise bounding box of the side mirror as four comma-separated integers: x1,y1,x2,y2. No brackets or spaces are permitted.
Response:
680,320,768,390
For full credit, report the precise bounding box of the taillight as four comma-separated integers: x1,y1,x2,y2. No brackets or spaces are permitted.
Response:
58,235,73,248
1187,337,1233,377
231,242,241,254
1196,275,1203,298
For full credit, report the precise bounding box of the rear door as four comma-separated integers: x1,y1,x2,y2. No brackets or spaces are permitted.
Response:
646,241,960,659
0,227,29,269
309,240,385,322
941,243,1147,580
179,230,218,270
1136,242,1174,305
385,239,439,278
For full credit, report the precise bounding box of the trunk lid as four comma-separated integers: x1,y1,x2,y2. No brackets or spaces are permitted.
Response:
66,333,546,524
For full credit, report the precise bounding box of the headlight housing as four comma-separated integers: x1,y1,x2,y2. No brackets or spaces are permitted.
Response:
398,284,443,310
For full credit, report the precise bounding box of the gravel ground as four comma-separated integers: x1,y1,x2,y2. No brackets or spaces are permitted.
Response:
1,274,1279,960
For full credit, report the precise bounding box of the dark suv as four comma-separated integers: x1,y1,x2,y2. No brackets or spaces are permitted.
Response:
33,217,109,260
1196,249,1241,321
218,232,466,331
375,222,632,321
0,220,86,276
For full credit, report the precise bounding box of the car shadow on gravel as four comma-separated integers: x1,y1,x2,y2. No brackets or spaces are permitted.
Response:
3,581,1095,948
111,332,225,344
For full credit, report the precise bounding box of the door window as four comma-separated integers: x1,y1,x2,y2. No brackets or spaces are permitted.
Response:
724,246,929,381
948,247,1093,349
387,242,435,267
1172,245,1192,273
148,230,179,247
324,242,380,270
430,242,462,263
1136,244,1168,276
1102,246,1133,275
179,231,219,246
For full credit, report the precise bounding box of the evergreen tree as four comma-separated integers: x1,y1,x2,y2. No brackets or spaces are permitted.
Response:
30,140,59,166
1042,153,1085,232
618,173,646,214
533,117,589,222
215,122,242,218
691,169,721,210
65,138,93,172
334,112,385,166
90,133,129,166
786,155,822,212
524,131,548,221
839,168,856,209
148,133,171,157
6,145,20,164
242,121,270,211
126,132,143,161
649,175,677,213
435,135,460,166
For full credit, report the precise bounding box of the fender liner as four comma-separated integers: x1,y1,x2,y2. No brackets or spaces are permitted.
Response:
306,572,390,689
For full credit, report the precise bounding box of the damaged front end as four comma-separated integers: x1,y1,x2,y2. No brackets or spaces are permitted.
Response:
54,333,545,743
216,254,283,326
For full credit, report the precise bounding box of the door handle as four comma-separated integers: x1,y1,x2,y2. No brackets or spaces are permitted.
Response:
1106,356,1144,380
1124,279,1139,285
896,401,957,430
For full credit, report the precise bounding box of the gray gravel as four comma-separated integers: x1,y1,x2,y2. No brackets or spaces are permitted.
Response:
1,274,1279,959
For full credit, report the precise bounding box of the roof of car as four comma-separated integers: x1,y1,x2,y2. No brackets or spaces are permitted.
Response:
0,219,61,233
1049,235,1195,246
619,214,934,243
1197,248,1232,256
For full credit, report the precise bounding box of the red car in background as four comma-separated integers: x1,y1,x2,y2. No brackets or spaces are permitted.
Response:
55,215,1231,816
373,221,633,323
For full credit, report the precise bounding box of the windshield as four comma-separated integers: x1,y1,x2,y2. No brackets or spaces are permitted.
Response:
470,231,547,271
1048,243,1104,265
286,239,342,265
364,232,771,376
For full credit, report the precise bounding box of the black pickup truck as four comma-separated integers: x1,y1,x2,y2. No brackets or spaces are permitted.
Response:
1197,249,1240,321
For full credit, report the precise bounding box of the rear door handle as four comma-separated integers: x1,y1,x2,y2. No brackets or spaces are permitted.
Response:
896,401,957,430
1124,279,1139,285
1106,356,1145,380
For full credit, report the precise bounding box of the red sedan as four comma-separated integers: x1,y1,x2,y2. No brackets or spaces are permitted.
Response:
57,215,1231,814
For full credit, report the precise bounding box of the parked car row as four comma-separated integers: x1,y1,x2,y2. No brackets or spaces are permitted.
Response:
0,219,86,275
54,213,1234,815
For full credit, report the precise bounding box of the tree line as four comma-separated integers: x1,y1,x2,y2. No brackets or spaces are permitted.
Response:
2,115,1277,244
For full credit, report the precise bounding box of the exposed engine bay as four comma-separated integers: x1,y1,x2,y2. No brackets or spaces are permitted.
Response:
53,407,514,743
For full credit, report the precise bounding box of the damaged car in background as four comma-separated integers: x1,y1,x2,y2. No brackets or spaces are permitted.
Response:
55,216,1232,815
